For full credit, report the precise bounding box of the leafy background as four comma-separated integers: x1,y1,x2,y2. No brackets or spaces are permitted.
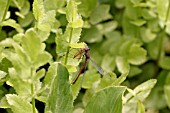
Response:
0,0,169,113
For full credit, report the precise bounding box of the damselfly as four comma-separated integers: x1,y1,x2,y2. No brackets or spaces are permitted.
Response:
71,46,109,84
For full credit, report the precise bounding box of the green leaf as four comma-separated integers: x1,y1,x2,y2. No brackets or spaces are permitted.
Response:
19,1,30,15
112,73,128,85
78,0,97,18
45,63,73,113
116,56,130,74
81,26,103,43
44,0,65,11
128,66,142,78
1,19,24,33
66,0,83,28
164,85,170,109
90,4,112,25
124,79,157,113
5,94,37,113
0,0,9,21
82,70,100,89
0,70,7,80
71,75,82,100
33,0,45,21
140,27,156,43
130,19,146,27
97,21,118,34
125,1,141,20
156,0,169,21
0,96,10,108
34,52,52,68
134,79,157,96
7,68,32,100
84,86,126,113
69,42,86,48
18,12,34,27
159,56,170,70
43,62,58,87
22,29,42,62
136,100,145,113
147,35,161,60
101,54,115,72
127,44,147,65
34,68,45,80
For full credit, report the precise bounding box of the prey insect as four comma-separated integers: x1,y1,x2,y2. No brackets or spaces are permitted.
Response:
71,46,107,84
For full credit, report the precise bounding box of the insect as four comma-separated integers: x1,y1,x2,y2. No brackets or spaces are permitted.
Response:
71,46,108,84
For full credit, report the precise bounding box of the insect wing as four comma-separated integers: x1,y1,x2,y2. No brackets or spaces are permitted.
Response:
90,59,111,79
89,59,105,76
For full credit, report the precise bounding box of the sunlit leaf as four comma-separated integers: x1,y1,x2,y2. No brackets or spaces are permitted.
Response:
1,19,24,33
116,56,130,74
0,0,9,21
0,70,7,80
156,0,169,22
22,29,41,61
33,0,45,21
6,94,37,113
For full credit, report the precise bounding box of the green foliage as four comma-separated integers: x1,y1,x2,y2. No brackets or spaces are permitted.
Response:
1,0,170,113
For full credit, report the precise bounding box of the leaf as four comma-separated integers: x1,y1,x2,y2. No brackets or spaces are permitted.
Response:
156,0,169,21
127,44,147,65
44,0,65,11
22,29,42,62
6,94,37,113
45,63,73,113
164,85,170,109
147,35,161,60
136,100,145,113
164,72,170,109
81,26,103,43
82,70,100,89
66,0,83,28
1,19,24,33
43,62,58,87
7,68,32,100
0,70,7,80
159,56,170,70
101,54,115,72
112,73,128,85
78,0,97,18
116,56,130,74
128,66,142,78
18,12,34,27
90,4,112,25
134,79,157,96
84,86,126,113
71,75,82,100
140,27,156,43
130,19,146,26
34,52,52,68
0,0,9,21
69,42,86,48
97,21,118,34
33,0,45,21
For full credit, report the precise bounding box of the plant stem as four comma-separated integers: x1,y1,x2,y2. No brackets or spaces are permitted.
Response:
158,1,170,61
31,67,36,113
64,28,73,65
0,0,11,33
165,1,170,23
